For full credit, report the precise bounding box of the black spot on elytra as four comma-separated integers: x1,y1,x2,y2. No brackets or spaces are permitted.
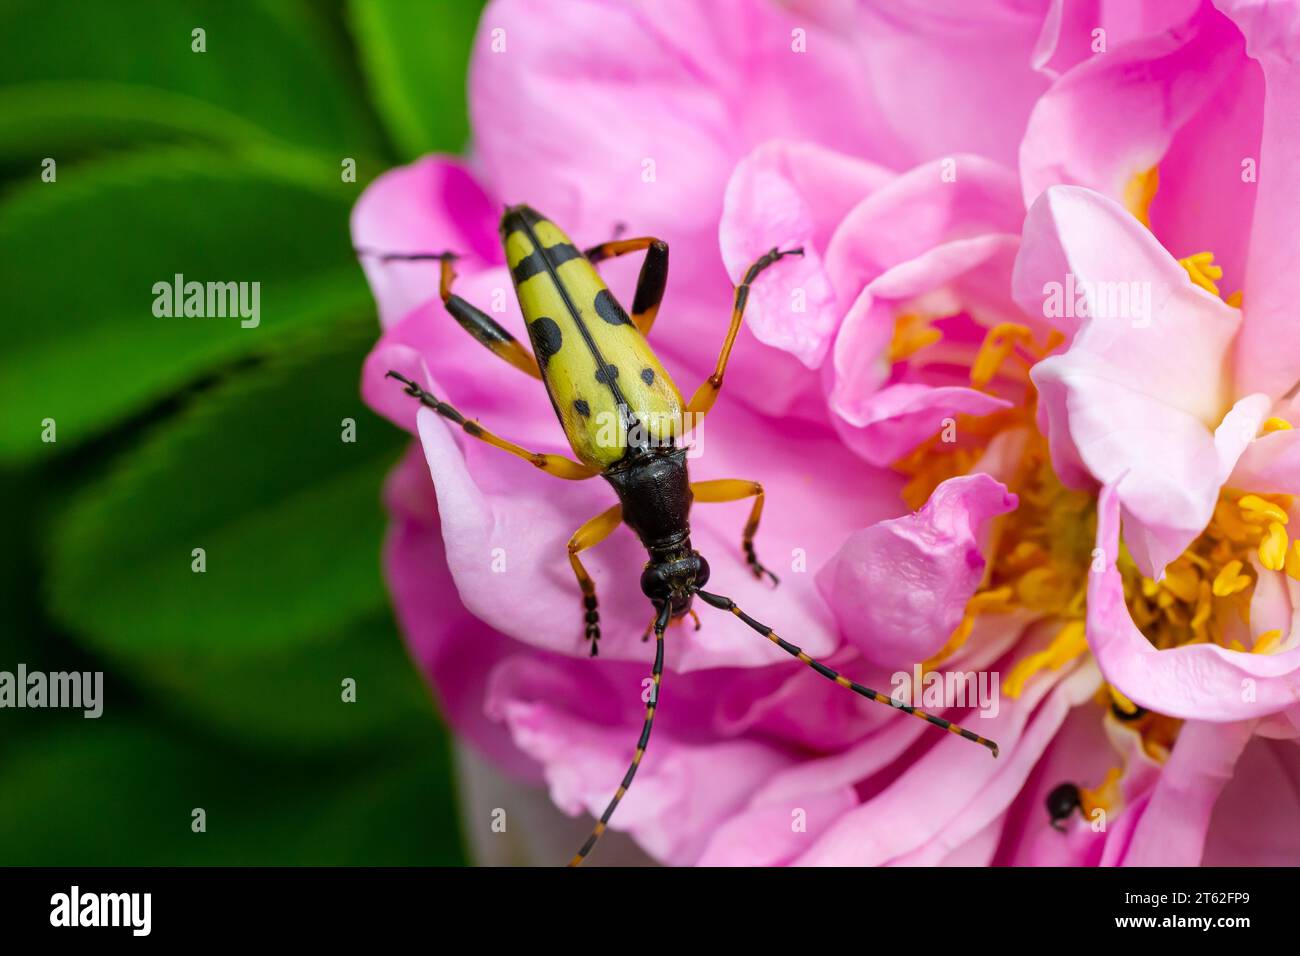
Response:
529,316,563,366
594,289,632,326
640,367,655,385
574,399,591,417
595,364,619,384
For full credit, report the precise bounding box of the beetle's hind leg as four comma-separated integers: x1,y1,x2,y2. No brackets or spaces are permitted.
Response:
358,248,542,379
690,479,779,586
567,504,624,655
386,372,599,480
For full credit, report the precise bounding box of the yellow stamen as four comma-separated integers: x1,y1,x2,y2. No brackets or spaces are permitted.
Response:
1259,522,1289,571
1003,620,1088,698
1263,417,1293,434
887,312,942,364
1211,559,1251,597
1080,767,1124,818
1179,251,1223,297
1253,628,1283,655
1239,494,1289,524
1287,541,1300,582
1108,685,1140,717
1123,167,1159,227
970,322,1035,389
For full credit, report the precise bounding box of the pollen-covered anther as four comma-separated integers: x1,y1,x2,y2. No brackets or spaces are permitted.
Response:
1262,417,1293,434
970,322,1036,389
1259,522,1290,572
1178,251,1224,297
1211,559,1252,597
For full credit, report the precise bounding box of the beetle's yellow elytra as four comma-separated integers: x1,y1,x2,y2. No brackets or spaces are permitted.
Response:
501,205,683,468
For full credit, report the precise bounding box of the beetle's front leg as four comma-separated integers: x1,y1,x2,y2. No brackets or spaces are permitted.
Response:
690,478,778,585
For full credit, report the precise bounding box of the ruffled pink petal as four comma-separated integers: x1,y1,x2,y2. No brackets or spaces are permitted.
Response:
494,695,792,865
719,141,894,367
1020,5,1246,216
1230,425,1300,495
791,655,1096,865
1031,0,1202,77
823,156,1024,307
1088,483,1300,720
816,474,1018,669
351,157,501,327
1017,185,1252,575
1215,0,1300,398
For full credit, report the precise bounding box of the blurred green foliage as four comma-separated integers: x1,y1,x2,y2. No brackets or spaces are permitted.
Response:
0,0,484,864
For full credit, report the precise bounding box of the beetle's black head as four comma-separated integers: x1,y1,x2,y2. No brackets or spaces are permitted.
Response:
640,550,710,619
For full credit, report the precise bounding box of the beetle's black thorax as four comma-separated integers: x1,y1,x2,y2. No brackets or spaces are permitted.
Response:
603,446,692,558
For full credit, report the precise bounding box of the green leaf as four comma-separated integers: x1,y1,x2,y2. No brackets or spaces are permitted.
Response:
348,0,484,159
0,148,372,462
0,718,466,865
0,0,383,158
48,323,404,659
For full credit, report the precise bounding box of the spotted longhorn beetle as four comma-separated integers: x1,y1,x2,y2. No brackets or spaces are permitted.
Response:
361,204,999,866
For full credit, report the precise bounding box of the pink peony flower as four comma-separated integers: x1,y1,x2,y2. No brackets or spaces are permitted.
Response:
355,0,1299,865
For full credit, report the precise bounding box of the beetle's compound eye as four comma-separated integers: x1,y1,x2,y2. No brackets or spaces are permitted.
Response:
640,564,672,601
691,554,710,589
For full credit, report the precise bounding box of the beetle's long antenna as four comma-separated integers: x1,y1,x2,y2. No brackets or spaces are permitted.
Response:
568,600,672,867
694,589,999,757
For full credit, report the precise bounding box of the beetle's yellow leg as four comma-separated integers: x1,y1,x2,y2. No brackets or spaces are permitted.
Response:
359,249,541,379
690,479,778,585
385,371,598,480
685,246,803,421
567,504,624,656
583,236,669,336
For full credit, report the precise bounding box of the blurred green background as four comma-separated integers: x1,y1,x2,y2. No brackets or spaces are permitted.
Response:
0,0,485,864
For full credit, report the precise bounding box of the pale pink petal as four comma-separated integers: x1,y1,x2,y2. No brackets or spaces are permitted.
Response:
470,0,899,243
1118,719,1255,866
1031,0,1202,77
1088,483,1300,721
351,157,500,327
823,156,1024,306
1020,5,1248,222
1202,735,1300,864
816,474,1018,669
1215,0,1300,398
791,656,1094,865
1017,185,1251,575
694,788,858,866
495,696,791,865
1230,426,1300,494
850,0,1050,167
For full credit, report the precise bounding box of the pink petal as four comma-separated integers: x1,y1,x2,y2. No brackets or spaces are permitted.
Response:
1216,0,1300,398
1203,735,1300,864
1088,483,1300,721
816,474,1018,669
351,157,501,327
495,695,791,865
1118,719,1255,866
1016,185,1250,575
1230,425,1300,495
1020,5,1246,214
850,0,1051,167
719,141,894,368
470,0,898,243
